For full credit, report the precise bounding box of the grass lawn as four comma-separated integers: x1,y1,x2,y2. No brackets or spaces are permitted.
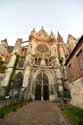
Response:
61,104,83,125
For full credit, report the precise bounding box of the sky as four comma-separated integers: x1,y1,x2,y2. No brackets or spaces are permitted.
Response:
0,0,83,45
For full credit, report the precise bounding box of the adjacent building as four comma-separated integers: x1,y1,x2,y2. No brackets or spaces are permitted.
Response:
65,35,83,108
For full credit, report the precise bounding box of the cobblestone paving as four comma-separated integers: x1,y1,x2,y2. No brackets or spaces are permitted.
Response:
0,101,70,125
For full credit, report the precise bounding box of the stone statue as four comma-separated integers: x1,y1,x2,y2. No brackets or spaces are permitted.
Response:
13,39,25,57
25,44,32,66
50,57,60,69
0,39,9,62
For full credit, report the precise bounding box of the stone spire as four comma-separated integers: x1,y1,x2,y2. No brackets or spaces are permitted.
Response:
41,26,44,30
1,38,8,49
29,28,36,41
0,38,9,62
67,34,77,42
49,31,55,40
57,32,66,63
57,32,64,43
31,27,36,34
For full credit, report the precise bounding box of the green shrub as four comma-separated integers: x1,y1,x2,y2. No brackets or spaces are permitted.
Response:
0,101,25,117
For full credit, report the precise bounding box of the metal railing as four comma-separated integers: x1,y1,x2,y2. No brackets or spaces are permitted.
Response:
0,99,20,109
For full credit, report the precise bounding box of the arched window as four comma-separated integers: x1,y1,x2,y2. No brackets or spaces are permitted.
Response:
18,58,25,68
12,72,23,89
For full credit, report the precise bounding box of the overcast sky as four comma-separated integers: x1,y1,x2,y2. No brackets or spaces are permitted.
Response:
0,0,83,45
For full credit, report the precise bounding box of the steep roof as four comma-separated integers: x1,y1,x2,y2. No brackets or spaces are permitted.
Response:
65,35,83,65
36,26,49,38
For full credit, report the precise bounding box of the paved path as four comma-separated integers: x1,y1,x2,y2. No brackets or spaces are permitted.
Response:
0,101,70,125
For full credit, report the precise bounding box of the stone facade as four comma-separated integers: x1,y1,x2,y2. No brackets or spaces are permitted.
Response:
2,28,83,107
0,27,71,102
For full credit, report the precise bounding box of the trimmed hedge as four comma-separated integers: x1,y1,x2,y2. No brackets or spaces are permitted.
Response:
0,101,25,118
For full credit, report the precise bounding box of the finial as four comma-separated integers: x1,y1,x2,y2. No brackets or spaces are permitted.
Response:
57,32,64,42
51,30,54,35
41,26,44,30
31,27,36,37
32,27,35,32
58,32,62,39
49,30,55,40
58,32,60,36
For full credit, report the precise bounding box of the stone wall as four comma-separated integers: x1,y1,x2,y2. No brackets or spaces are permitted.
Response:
70,76,83,108
0,73,4,86
66,43,83,82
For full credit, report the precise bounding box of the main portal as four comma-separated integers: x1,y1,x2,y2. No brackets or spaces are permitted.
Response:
35,72,49,100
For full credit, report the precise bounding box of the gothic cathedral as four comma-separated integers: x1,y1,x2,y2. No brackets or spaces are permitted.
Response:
0,27,70,101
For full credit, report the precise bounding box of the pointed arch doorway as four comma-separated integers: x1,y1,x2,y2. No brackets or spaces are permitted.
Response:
35,72,49,101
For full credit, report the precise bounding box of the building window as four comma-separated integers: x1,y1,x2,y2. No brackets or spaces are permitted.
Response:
68,64,71,78
18,58,25,68
12,72,23,89
68,63,72,80
77,50,83,70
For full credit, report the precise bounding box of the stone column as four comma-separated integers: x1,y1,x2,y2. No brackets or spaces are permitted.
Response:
22,65,31,88
21,65,31,100
49,84,52,101
63,66,71,101
41,72,43,101
58,45,65,64
56,68,63,98
63,66,70,89
23,45,32,88
0,54,17,96
21,44,32,100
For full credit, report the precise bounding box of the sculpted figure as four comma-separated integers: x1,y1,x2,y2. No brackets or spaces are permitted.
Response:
0,39,9,62
12,39,25,57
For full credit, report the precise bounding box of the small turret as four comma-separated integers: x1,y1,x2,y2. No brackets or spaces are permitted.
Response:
57,32,66,63
57,32,64,43
49,31,55,40
29,28,36,41
1,38,8,49
41,26,44,30
0,38,9,62
31,28,36,34
15,38,22,48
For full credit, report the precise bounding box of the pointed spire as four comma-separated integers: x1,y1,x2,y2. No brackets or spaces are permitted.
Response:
68,34,77,41
51,31,55,36
49,31,55,40
41,26,44,31
51,31,53,35
31,27,36,33
1,38,8,49
30,27,36,40
58,32,61,38
57,32,64,43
